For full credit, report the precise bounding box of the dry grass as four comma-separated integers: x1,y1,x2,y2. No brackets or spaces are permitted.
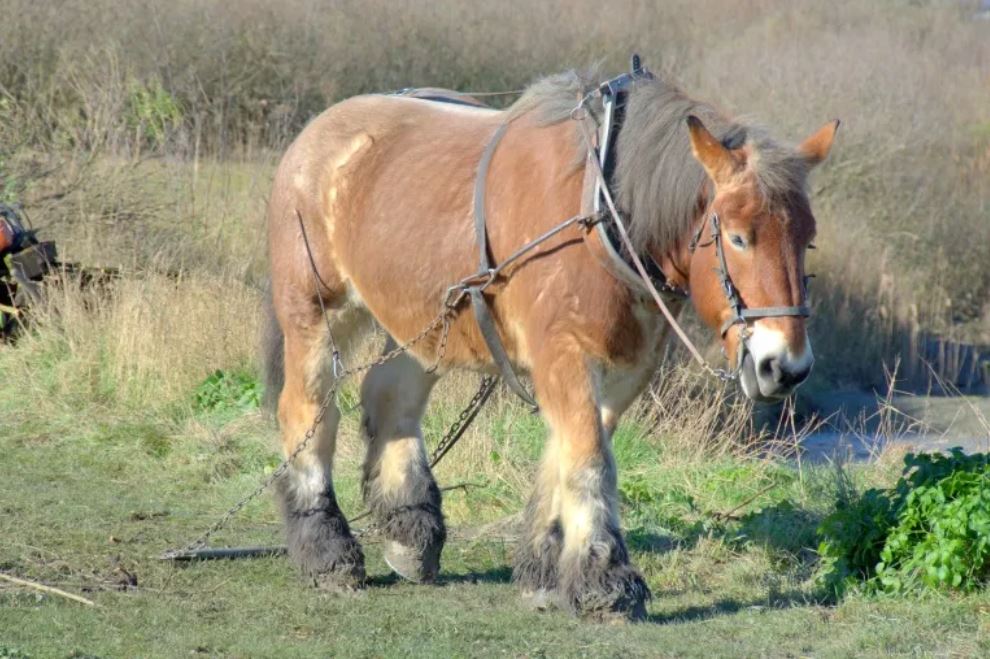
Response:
5,270,260,415
2,8,988,652
3,0,987,390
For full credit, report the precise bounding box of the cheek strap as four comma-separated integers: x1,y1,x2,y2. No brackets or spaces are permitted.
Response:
705,213,811,338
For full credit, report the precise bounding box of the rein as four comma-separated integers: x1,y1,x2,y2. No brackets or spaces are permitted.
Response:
573,104,736,380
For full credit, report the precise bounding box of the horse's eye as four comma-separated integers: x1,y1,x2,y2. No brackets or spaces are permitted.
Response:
729,234,747,249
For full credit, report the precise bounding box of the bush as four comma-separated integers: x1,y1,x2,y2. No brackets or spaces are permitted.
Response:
817,449,990,598
126,80,182,149
192,369,262,413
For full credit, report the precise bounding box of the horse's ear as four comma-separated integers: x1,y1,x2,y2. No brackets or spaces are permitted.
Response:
686,115,734,184
798,119,840,166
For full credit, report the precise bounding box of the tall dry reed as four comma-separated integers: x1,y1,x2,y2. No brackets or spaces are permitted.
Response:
1,0,987,388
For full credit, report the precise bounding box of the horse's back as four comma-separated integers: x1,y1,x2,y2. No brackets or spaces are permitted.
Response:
271,93,499,219
267,93,506,347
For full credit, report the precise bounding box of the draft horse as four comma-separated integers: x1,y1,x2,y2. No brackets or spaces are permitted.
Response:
264,66,837,620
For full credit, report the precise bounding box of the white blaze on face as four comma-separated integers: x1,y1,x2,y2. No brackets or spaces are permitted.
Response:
743,321,814,399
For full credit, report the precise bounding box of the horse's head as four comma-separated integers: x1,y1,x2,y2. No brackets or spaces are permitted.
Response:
684,116,838,402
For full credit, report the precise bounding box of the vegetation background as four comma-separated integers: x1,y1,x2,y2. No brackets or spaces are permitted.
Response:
1,0,989,656
2,0,988,389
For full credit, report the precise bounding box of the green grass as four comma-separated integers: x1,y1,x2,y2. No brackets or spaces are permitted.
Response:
2,377,989,658
1,2,989,651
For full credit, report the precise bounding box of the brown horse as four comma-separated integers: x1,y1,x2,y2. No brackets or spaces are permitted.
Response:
263,69,837,620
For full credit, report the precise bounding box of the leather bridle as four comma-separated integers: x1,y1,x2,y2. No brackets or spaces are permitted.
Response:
579,56,813,381
688,211,811,339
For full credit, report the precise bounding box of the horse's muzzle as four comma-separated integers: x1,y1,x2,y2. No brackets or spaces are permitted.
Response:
737,327,814,403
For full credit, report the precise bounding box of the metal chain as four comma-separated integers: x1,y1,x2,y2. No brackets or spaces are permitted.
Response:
165,201,591,557
428,375,498,469
162,303,458,559
425,311,452,375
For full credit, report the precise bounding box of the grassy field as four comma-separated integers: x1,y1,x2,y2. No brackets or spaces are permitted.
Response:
2,0,990,656
3,365,990,658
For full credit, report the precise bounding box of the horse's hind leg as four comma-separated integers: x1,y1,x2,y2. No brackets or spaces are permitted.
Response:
360,339,443,582
275,300,367,590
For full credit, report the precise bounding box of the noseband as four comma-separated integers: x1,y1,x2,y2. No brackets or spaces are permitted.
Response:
689,212,811,340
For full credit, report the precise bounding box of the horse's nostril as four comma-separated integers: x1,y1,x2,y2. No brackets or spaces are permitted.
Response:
758,357,810,389
758,356,777,381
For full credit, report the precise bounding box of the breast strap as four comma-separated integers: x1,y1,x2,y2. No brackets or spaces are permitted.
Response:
471,121,540,411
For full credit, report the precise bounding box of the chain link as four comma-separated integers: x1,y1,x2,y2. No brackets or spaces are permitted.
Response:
428,374,498,469
162,302,461,559
425,311,452,375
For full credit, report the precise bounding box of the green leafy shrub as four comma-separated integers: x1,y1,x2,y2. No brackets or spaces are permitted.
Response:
192,369,261,413
817,449,990,598
126,80,182,149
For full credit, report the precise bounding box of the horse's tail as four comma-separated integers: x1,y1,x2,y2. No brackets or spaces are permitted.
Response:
261,280,284,415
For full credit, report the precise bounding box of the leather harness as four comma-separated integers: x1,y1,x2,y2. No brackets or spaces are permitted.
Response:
403,55,812,407
466,56,687,409
470,121,540,409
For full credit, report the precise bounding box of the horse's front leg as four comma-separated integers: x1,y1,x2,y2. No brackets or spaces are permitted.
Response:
517,340,650,621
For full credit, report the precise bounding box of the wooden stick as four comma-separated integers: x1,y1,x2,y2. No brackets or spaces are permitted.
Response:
0,572,97,607
711,483,778,522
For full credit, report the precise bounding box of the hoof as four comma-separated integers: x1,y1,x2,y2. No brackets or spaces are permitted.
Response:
583,593,648,624
383,539,441,584
278,472,367,590
313,560,366,592
563,563,651,623
521,588,556,611
297,534,367,591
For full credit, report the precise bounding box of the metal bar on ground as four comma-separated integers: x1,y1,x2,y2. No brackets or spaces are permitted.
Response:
162,546,288,561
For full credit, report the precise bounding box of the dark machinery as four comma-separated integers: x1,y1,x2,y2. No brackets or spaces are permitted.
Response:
0,204,58,338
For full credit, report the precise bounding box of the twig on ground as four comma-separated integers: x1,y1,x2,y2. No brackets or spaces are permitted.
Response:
440,481,487,494
710,483,778,522
0,572,97,607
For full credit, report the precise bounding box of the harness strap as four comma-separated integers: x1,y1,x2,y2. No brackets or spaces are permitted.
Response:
473,122,509,272
576,116,718,375
705,212,811,338
720,306,811,337
471,120,540,411
589,62,687,303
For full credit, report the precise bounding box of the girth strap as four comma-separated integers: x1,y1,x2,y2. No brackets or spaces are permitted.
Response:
471,121,540,411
